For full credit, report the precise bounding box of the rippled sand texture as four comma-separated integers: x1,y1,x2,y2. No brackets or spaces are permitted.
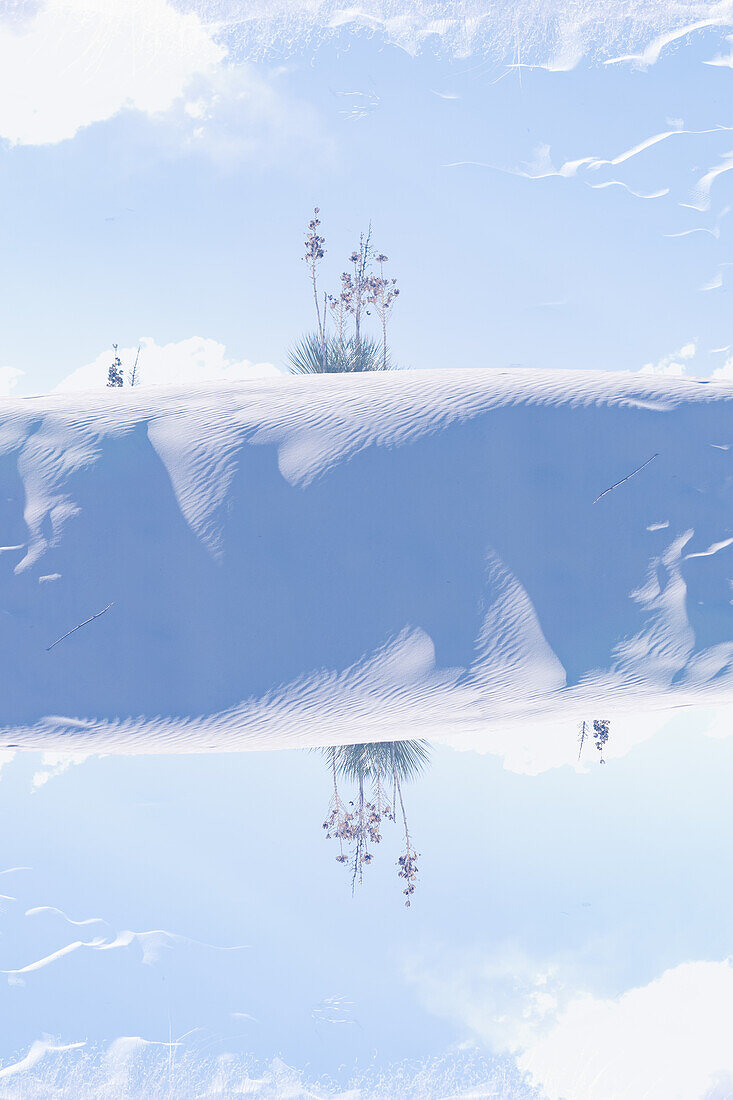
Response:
1,368,732,755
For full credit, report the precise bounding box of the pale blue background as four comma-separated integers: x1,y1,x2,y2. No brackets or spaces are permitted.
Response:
0,718,731,1085
1,32,732,392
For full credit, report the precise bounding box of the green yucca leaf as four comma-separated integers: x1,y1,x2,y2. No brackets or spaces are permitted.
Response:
289,332,393,374
321,740,431,783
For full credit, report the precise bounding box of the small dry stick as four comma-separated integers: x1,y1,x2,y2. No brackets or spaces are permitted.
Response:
577,720,587,761
47,603,113,652
593,453,658,505
130,344,141,387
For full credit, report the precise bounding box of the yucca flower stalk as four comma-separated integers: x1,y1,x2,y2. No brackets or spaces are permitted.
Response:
328,271,354,354
368,254,400,372
303,207,327,372
395,768,419,907
347,226,373,351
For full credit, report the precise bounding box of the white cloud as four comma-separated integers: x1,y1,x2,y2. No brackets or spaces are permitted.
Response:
0,751,16,779
518,960,733,1100
409,949,733,1100
158,64,333,165
197,0,733,68
639,341,697,377
633,342,733,384
56,336,282,392
712,355,733,381
706,32,733,67
405,946,570,1054
440,706,733,775
31,752,89,791
0,0,332,157
0,0,225,145
0,366,24,396
2,0,723,153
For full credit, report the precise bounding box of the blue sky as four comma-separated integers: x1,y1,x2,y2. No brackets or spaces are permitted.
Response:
1,715,733,1095
1,1,733,394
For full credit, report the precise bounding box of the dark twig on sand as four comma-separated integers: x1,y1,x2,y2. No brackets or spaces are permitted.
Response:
593,453,658,505
46,603,114,652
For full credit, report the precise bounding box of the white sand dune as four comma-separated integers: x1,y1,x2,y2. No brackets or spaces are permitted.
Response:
0,368,731,755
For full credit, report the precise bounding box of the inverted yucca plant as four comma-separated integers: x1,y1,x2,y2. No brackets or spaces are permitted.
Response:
321,740,429,904
326,740,430,781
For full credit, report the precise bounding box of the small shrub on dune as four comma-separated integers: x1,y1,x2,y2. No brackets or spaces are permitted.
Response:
106,344,124,387
578,718,611,763
106,343,141,388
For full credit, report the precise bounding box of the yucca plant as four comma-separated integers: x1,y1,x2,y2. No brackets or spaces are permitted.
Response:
294,209,400,375
321,740,429,905
289,332,390,374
